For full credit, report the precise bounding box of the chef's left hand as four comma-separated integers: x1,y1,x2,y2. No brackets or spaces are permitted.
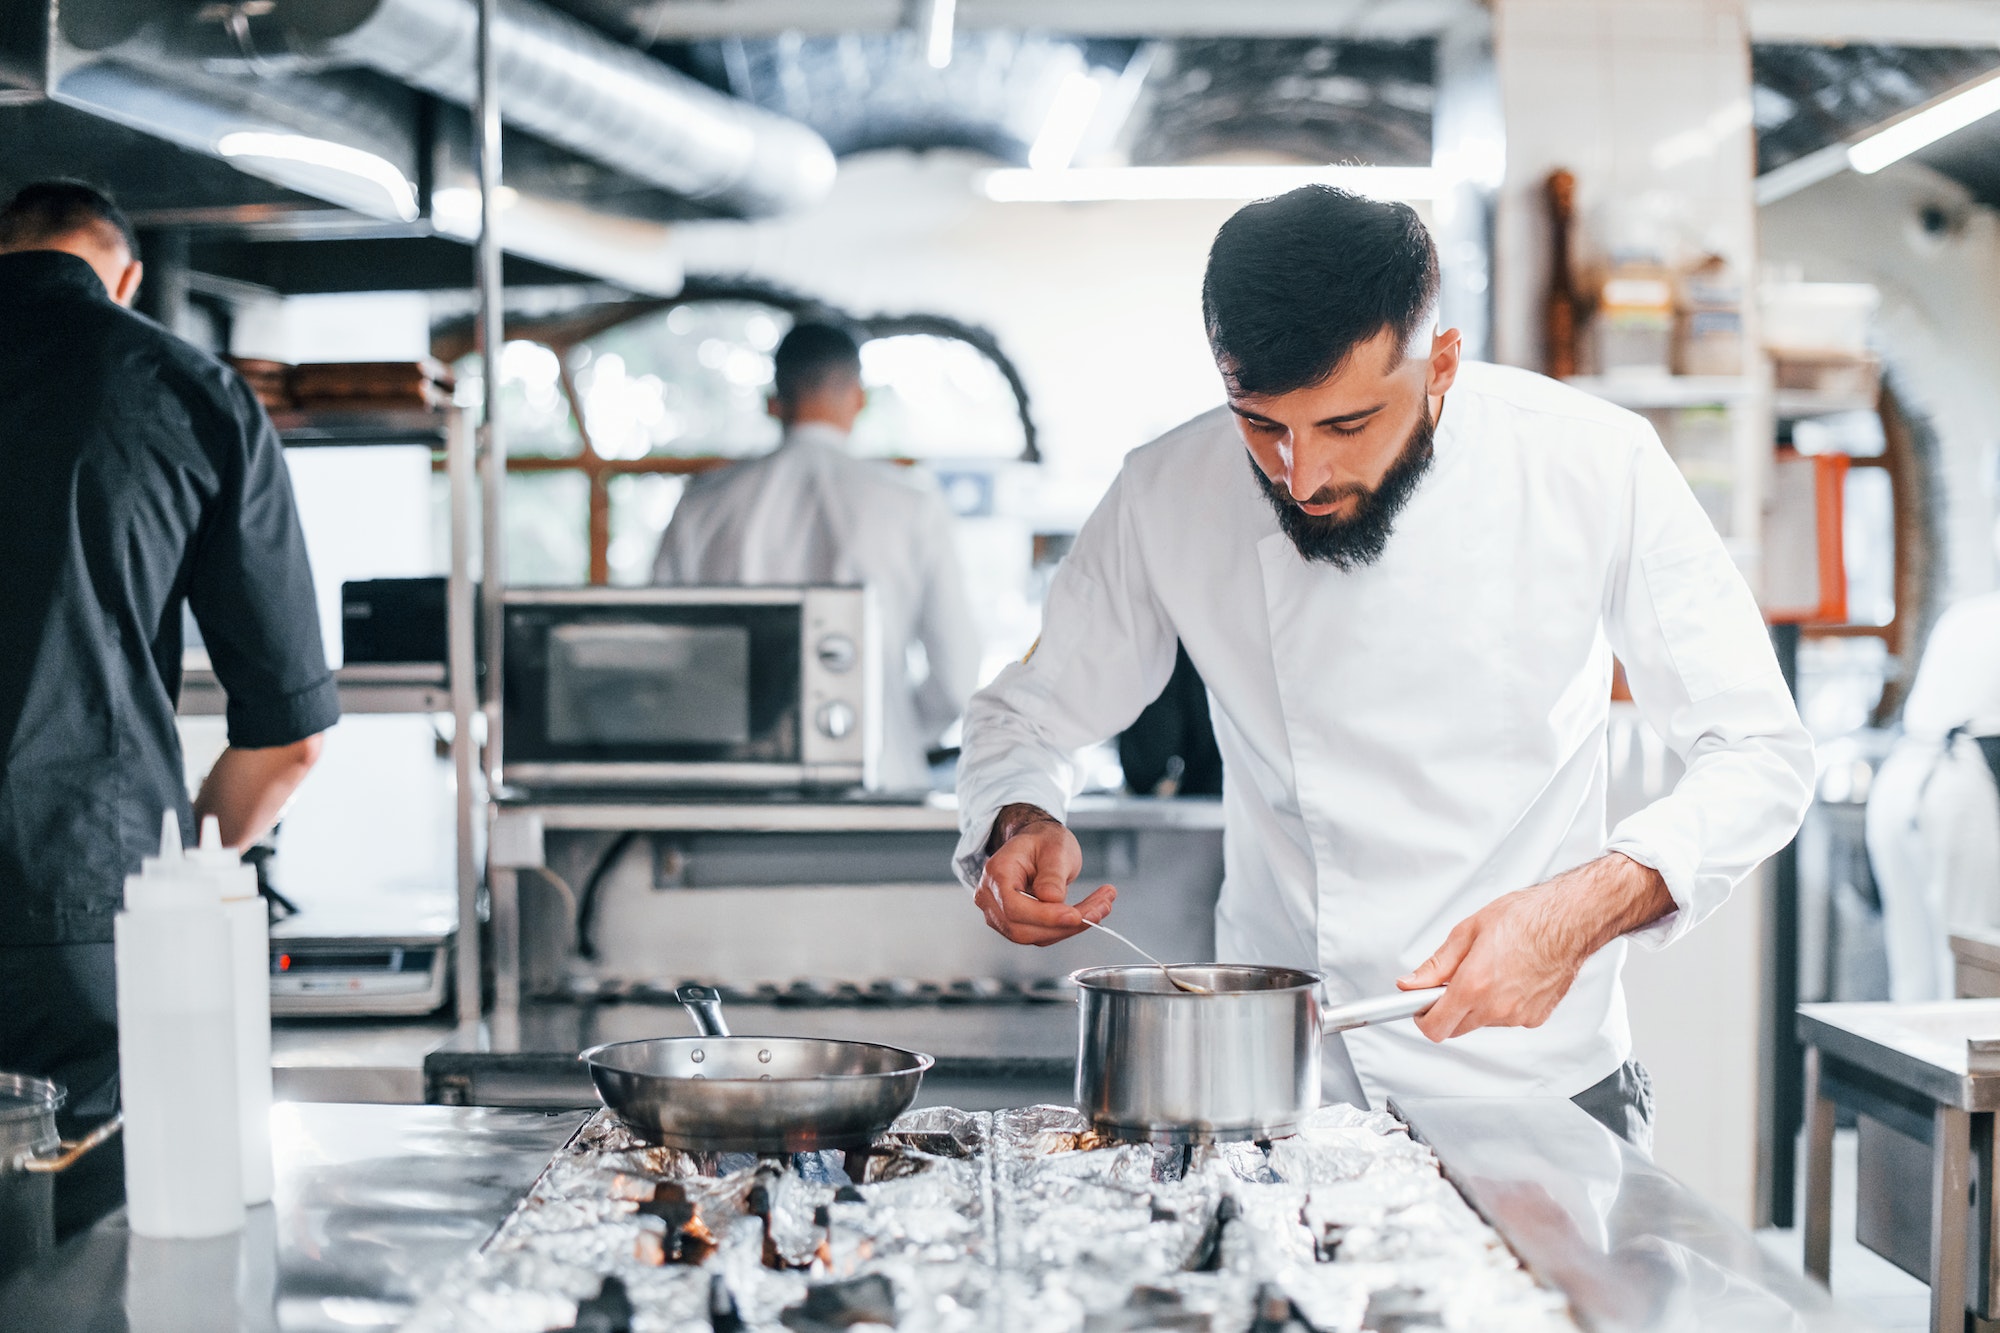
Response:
1395,853,1675,1042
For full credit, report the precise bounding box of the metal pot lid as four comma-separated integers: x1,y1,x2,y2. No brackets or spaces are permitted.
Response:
0,1072,63,1125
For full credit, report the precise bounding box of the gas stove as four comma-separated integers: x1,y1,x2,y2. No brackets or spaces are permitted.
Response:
401,1102,1576,1333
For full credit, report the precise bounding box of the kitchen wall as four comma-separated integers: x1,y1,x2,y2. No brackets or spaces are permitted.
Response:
1494,0,1769,1225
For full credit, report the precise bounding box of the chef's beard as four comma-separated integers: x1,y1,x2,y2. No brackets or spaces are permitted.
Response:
1248,403,1436,570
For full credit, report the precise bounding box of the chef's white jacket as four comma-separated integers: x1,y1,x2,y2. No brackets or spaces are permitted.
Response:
653,422,982,791
954,362,1815,1102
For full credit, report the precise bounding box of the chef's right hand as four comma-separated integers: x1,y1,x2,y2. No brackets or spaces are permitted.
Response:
974,803,1117,946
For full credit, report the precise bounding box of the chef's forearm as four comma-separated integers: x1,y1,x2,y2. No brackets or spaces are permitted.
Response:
192,732,327,849
986,802,1061,855
1552,853,1678,958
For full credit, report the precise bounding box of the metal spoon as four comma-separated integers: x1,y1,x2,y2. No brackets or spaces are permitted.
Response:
1082,918,1212,993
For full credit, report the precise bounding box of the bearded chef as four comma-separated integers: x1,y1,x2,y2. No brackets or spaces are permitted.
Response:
954,187,1814,1149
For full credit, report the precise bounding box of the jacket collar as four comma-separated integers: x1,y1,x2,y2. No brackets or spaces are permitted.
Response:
0,250,113,302
779,421,853,453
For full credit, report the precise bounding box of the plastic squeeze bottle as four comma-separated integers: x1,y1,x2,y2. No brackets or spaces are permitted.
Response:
189,816,273,1206
115,812,245,1238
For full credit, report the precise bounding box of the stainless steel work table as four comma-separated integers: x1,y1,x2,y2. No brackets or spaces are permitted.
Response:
1398,1097,1872,1333
1798,1000,2000,1333
0,1102,589,1332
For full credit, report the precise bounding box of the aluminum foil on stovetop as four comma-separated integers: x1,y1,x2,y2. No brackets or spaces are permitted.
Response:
401,1103,1577,1333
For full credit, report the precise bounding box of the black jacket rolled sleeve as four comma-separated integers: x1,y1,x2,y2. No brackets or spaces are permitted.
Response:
189,377,341,749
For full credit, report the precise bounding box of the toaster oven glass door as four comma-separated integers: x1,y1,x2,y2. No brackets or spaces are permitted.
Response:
505,603,802,766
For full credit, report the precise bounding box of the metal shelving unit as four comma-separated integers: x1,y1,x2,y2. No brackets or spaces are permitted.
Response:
180,661,451,717
175,403,485,1032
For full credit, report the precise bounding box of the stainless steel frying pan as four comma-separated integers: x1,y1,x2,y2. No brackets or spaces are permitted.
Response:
579,986,934,1153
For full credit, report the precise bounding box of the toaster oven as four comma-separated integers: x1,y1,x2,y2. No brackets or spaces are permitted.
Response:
500,587,879,790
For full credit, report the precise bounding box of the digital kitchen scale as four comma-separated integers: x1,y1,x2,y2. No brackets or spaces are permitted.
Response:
269,891,456,1018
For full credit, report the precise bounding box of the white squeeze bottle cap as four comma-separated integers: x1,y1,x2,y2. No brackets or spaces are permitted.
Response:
189,815,259,901
124,812,207,911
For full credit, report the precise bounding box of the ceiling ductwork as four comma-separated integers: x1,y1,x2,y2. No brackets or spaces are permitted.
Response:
240,0,837,218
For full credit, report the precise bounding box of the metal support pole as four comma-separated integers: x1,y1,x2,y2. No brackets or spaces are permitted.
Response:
1765,620,1804,1227
446,407,482,1032
1801,1044,1835,1283
1934,1102,1974,1333
477,0,507,787
471,0,509,1032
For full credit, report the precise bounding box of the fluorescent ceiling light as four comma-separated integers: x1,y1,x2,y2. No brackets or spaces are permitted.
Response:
1848,72,2000,174
216,131,419,221
1029,71,1105,173
982,164,1440,204
923,0,954,69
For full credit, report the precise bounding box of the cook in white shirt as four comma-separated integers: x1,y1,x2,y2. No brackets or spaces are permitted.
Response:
954,188,1814,1133
1866,591,2000,1001
654,322,981,791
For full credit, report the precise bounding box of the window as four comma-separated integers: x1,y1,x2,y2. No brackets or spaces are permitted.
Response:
449,299,1034,585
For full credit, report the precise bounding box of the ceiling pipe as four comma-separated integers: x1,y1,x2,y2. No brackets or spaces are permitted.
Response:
252,0,836,218
48,55,684,294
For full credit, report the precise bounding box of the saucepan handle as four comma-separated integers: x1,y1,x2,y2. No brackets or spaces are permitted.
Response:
677,984,731,1038
22,1114,122,1174
1320,987,1446,1034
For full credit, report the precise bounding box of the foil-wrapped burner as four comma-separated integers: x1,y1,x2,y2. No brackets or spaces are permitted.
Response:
874,1105,986,1159
403,1101,1577,1333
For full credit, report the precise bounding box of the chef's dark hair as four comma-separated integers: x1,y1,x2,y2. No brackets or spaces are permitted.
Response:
1203,185,1438,397
0,179,139,258
772,321,862,402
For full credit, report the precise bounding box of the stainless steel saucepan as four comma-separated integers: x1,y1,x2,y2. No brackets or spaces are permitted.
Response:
1072,964,1444,1144
579,986,934,1153
1,1074,122,1280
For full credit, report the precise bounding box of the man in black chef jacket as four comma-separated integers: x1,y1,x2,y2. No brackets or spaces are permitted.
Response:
0,182,339,1231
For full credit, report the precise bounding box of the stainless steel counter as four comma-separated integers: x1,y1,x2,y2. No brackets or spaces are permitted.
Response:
1398,1097,1875,1333
1,1097,1881,1332
0,1102,588,1332
271,1018,456,1104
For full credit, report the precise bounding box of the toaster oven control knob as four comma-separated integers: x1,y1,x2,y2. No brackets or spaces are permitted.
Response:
815,633,857,674
816,700,856,740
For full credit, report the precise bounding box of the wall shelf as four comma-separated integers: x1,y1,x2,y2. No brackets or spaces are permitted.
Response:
178,661,450,718
1562,375,1756,410
274,407,450,448
1773,389,1878,420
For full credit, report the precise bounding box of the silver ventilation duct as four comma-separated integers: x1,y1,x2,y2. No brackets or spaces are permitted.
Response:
259,0,836,217
43,50,685,294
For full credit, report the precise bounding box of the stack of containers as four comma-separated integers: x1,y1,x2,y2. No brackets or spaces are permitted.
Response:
113,812,274,1237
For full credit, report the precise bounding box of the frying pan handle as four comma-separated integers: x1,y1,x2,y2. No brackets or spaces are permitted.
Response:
1320,987,1446,1034
677,984,730,1038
